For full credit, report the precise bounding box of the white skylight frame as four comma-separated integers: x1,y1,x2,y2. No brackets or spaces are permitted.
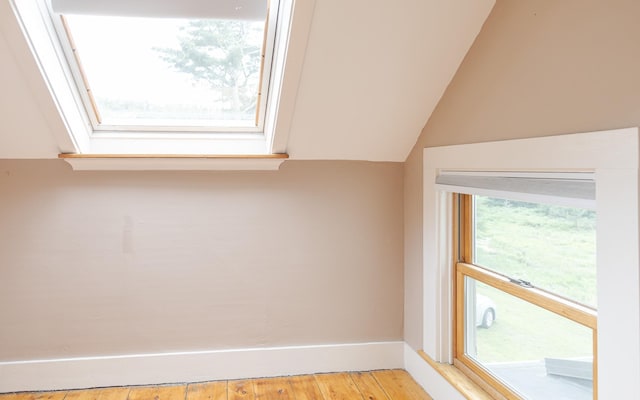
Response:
9,0,312,158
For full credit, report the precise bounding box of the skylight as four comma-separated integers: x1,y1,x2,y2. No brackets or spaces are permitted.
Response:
11,0,313,162
55,1,274,132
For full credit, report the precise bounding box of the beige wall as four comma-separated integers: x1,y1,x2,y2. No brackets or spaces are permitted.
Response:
404,0,640,349
0,159,403,361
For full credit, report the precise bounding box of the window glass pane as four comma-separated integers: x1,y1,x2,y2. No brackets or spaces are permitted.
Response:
473,196,596,307
64,15,264,127
465,278,593,400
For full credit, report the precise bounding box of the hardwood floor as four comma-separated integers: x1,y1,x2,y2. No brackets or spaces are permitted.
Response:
0,370,432,400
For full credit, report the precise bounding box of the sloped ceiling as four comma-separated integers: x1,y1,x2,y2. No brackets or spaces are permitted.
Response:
287,0,495,161
0,1,60,158
0,0,494,162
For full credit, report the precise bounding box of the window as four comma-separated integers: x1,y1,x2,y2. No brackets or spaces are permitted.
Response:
11,0,314,162
421,129,640,399
454,192,597,399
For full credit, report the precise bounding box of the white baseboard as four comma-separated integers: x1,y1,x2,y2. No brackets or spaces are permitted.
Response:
0,341,404,393
403,344,466,400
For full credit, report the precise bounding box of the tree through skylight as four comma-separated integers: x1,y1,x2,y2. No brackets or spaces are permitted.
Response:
64,15,265,128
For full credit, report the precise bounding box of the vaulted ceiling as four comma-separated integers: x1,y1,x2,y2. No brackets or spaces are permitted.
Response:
0,0,494,162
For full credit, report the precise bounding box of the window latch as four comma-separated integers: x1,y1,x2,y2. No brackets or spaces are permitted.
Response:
509,278,534,288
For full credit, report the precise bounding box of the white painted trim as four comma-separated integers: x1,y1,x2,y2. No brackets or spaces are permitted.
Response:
61,157,287,171
434,190,455,363
424,129,638,170
0,341,404,393
422,127,640,399
9,0,89,153
265,0,315,154
403,344,465,400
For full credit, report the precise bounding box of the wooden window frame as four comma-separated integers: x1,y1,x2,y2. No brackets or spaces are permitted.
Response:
452,193,598,400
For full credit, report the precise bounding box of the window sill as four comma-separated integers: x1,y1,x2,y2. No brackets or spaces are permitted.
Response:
418,351,496,400
58,153,289,171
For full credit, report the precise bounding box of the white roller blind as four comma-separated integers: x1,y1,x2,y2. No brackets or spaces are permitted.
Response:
50,0,268,20
436,171,596,209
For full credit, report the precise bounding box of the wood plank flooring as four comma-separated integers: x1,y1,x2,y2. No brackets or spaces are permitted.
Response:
0,370,432,400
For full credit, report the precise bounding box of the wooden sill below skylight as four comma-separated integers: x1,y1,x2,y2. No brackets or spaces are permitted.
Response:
58,153,289,171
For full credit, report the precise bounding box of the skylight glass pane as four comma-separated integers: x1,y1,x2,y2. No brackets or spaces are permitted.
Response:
64,15,265,128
